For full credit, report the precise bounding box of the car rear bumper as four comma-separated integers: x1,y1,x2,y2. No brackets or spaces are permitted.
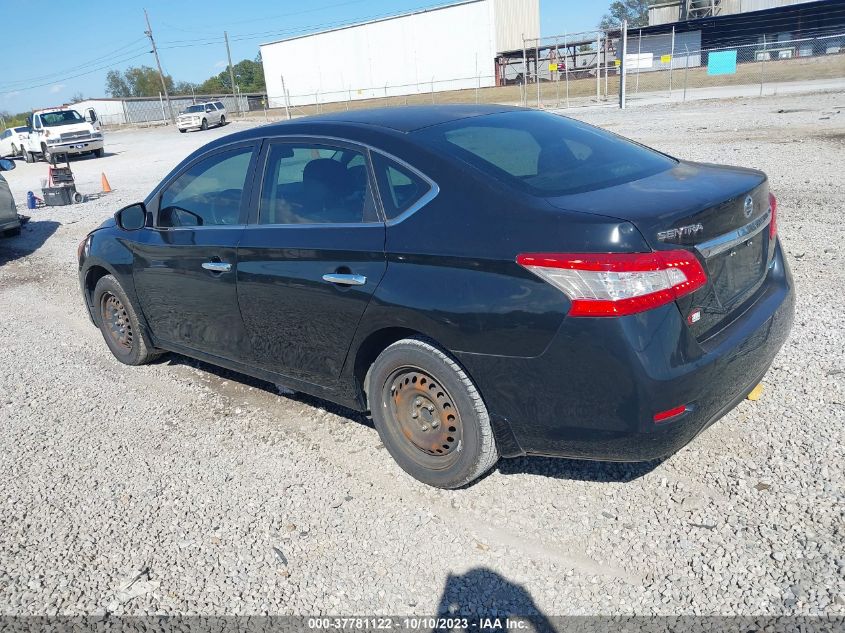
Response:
456,240,795,461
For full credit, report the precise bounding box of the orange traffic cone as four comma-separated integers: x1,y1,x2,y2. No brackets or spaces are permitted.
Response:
101,172,112,193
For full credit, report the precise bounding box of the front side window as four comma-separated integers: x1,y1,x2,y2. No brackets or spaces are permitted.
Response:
371,153,431,220
158,147,254,227
258,143,377,225
415,110,676,196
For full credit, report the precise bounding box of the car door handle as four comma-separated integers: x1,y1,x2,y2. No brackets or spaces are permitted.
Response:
322,273,367,286
202,261,232,273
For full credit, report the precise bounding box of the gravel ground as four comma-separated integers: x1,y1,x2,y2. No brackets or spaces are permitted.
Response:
0,93,843,617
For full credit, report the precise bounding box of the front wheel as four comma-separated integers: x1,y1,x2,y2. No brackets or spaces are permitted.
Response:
178,128,187,134
10,144,18,157
41,144,51,164
200,118,208,131
24,150,34,164
93,275,161,366
367,338,498,488
219,115,226,126
93,148,104,158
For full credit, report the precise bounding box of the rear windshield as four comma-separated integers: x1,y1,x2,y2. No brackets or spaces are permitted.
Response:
414,110,676,196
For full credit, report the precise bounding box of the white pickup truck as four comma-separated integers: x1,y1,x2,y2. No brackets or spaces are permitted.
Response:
24,107,104,163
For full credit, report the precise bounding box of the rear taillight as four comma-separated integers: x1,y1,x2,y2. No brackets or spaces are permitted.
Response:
768,192,778,239
516,250,707,317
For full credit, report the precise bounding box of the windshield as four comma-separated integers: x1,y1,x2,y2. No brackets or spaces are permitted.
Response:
39,110,84,127
414,110,676,196
183,105,205,113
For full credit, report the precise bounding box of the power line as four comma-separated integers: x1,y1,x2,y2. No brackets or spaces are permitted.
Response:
0,38,149,90
0,51,149,96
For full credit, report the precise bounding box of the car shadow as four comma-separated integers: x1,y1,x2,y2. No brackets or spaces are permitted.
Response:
0,218,60,266
161,353,373,427
157,353,663,484
433,568,557,628
495,453,663,483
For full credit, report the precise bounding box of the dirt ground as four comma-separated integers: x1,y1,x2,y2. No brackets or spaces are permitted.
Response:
0,91,842,617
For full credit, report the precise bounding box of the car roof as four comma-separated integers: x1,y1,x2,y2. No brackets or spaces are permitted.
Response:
274,104,525,134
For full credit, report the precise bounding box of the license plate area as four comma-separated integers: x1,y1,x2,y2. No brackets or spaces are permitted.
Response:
706,236,767,306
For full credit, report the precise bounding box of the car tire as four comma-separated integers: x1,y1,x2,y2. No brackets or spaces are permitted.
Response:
3,226,21,237
10,144,18,157
201,118,208,131
24,150,34,164
179,128,187,134
41,144,51,164
367,337,498,488
219,115,226,127
93,148,104,158
93,275,162,366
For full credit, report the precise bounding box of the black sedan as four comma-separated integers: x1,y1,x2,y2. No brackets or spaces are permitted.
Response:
78,105,794,488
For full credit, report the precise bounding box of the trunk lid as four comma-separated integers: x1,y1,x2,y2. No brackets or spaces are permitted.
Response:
546,161,775,340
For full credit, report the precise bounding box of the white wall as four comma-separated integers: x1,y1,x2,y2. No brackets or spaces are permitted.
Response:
70,99,127,125
261,0,499,107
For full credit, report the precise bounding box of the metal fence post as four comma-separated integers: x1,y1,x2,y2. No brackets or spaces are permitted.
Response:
280,75,291,120
683,44,690,102
619,20,627,109
669,25,676,98
159,92,166,124
636,29,642,95
760,34,767,97
564,31,570,108
522,36,528,107
554,36,560,107
596,33,601,102
604,32,608,100
536,38,541,108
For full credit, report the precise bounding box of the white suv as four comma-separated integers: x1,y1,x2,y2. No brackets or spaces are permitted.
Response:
177,101,227,133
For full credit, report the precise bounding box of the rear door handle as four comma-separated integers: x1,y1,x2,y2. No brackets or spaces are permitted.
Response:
202,261,232,273
322,273,367,286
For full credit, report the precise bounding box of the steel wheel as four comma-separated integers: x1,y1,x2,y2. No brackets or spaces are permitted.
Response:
100,292,133,352
384,366,463,467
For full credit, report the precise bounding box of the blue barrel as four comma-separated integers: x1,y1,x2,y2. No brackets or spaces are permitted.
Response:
26,191,36,210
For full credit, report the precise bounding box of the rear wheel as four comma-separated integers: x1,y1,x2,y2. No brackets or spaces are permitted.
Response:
200,118,208,131
367,338,498,488
93,275,161,366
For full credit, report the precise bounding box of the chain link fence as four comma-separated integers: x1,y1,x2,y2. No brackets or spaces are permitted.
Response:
92,30,845,128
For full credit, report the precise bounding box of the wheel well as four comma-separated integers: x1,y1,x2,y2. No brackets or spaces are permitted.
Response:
84,265,111,308
353,327,424,409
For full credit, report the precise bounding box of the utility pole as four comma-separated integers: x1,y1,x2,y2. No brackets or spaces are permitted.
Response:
224,31,239,116
144,9,175,125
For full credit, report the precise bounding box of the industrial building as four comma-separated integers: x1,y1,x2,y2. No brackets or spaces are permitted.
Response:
259,0,540,107
648,0,829,26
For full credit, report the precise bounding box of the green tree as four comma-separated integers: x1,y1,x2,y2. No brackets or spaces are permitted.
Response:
196,58,265,95
105,66,175,98
599,0,651,30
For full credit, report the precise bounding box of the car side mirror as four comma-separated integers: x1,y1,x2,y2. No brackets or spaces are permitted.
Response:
115,203,147,231
0,158,16,172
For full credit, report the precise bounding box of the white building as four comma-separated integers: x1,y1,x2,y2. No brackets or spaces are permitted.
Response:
260,0,540,107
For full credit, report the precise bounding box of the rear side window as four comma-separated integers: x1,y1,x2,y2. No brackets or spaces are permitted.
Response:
372,154,431,220
214,102,224,110
158,147,254,227
415,110,676,196
258,143,377,225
